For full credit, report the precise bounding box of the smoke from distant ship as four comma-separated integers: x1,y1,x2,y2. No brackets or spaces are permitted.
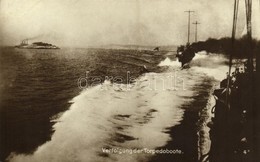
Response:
24,34,44,42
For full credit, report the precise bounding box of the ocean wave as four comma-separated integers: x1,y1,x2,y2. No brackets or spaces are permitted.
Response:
158,57,181,67
189,51,229,81
7,53,222,162
7,68,201,162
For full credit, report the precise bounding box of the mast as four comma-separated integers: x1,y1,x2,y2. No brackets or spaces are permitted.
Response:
185,10,195,44
193,21,200,42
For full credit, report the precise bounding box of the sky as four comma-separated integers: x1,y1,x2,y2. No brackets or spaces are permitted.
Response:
0,0,258,47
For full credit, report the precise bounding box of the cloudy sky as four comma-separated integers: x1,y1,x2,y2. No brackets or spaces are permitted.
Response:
0,0,257,47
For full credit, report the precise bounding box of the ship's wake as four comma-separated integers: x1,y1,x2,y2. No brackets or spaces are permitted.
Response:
8,52,228,162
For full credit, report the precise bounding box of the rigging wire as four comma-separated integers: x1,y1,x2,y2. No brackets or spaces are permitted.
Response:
226,0,240,104
245,0,254,72
245,0,252,37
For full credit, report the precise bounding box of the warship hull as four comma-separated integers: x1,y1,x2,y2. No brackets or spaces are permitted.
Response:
15,41,60,49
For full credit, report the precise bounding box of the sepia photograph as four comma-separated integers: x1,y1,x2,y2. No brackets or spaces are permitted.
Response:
0,0,259,162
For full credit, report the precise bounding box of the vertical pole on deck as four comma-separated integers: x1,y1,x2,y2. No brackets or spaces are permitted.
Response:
185,10,195,44
193,21,200,42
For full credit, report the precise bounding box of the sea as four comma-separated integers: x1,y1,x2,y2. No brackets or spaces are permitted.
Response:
0,47,230,162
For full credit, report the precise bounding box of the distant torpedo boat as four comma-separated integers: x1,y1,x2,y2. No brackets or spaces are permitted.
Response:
15,39,60,49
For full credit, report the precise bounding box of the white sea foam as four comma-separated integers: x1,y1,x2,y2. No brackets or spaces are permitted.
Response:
8,53,225,162
158,57,181,67
8,73,191,162
190,51,229,81
159,51,229,81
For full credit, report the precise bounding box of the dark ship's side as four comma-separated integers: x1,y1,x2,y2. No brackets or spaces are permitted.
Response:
15,39,60,49
209,67,256,162
208,0,258,161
